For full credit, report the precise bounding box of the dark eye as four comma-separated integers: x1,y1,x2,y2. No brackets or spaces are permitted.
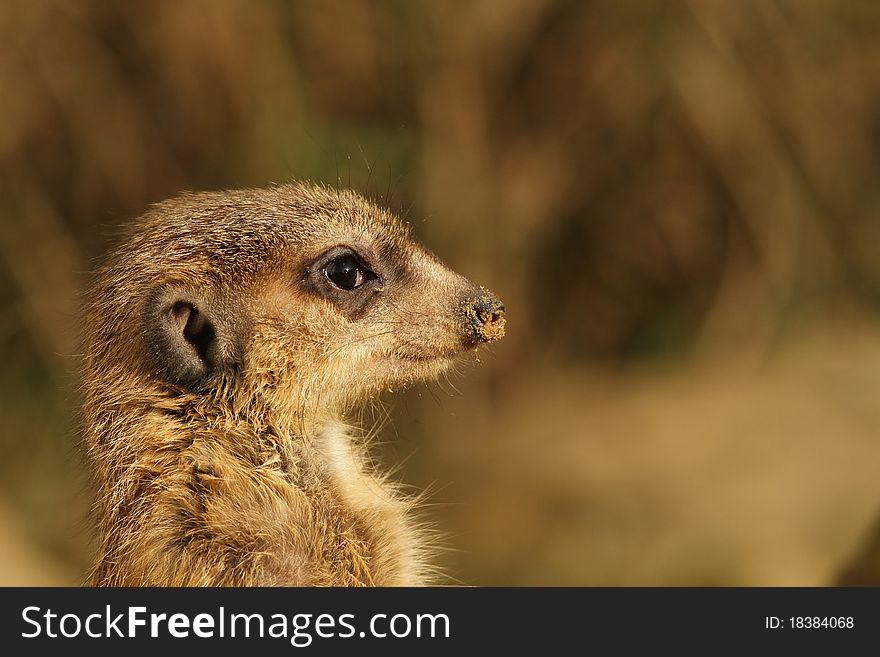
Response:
324,252,373,290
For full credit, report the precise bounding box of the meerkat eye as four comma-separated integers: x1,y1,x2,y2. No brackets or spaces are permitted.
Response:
324,252,373,290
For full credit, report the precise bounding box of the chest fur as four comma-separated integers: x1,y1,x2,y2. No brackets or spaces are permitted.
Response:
178,424,423,585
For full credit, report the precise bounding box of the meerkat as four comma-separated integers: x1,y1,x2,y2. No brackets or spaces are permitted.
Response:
81,182,505,586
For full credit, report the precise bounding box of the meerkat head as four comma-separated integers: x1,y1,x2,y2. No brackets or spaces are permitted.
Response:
86,183,504,427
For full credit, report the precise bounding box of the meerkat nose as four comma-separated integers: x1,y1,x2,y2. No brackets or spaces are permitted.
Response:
468,293,506,343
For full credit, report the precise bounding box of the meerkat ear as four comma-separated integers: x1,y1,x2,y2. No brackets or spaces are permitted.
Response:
143,287,243,391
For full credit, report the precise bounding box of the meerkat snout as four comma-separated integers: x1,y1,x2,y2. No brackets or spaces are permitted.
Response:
467,292,506,344
82,182,506,586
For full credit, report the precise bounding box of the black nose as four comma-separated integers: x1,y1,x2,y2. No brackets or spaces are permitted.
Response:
467,293,506,343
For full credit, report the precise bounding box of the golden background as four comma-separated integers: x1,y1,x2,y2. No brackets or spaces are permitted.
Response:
2,0,880,585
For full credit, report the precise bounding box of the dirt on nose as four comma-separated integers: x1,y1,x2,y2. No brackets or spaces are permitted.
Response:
462,295,507,342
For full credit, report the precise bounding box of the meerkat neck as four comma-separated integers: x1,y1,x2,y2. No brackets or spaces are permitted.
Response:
86,385,432,586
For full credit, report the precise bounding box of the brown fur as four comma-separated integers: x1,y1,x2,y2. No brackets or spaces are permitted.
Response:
81,182,504,586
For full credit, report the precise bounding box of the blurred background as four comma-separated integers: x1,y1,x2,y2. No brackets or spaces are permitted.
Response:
2,0,880,585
